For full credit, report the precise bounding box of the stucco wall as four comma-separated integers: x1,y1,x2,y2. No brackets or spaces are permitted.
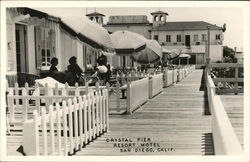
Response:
6,11,17,75
151,29,223,46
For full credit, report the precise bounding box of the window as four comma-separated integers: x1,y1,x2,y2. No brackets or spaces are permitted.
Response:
154,35,159,41
177,35,181,42
202,34,207,41
193,35,199,42
216,34,221,40
166,35,171,42
35,27,56,69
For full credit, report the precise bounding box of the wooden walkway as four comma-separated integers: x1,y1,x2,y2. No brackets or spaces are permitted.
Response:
220,94,244,148
75,70,214,156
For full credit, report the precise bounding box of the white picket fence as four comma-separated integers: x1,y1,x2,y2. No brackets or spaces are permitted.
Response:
23,89,109,156
206,73,243,155
6,82,105,124
149,73,163,99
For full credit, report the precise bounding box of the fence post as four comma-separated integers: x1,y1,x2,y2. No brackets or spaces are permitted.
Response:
126,82,131,114
62,101,68,156
23,110,39,155
65,82,69,96
85,81,89,95
68,99,74,155
234,67,239,95
116,82,120,112
22,88,28,121
105,89,109,131
41,107,48,155
49,105,55,155
78,96,84,148
56,103,62,155
82,95,88,144
73,97,79,151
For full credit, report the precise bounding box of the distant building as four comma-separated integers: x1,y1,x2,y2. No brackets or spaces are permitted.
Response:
87,10,226,67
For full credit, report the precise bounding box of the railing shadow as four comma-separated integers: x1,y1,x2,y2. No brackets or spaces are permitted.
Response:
203,93,211,115
202,133,215,155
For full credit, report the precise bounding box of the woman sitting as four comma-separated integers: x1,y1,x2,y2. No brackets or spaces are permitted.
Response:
91,55,109,86
49,57,65,83
67,56,84,86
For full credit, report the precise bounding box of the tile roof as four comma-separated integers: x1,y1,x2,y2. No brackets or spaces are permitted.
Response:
151,21,222,31
86,12,105,17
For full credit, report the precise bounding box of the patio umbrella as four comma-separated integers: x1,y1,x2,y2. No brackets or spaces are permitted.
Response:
59,17,113,50
132,40,162,64
162,48,171,54
178,53,191,65
110,30,147,55
77,19,113,50
166,49,182,61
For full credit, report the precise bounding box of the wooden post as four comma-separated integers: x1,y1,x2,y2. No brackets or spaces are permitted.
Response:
234,67,239,95
105,89,109,131
41,107,48,155
96,91,100,136
99,90,103,133
22,88,28,121
68,99,74,155
87,94,92,141
56,103,62,155
62,101,68,156
65,82,69,96
78,97,83,148
90,93,96,139
82,95,88,144
73,97,79,151
126,82,131,114
116,82,120,112
85,81,89,95
49,105,55,155
23,110,39,155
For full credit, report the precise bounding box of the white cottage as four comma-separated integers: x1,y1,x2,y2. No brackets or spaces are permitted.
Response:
6,8,103,86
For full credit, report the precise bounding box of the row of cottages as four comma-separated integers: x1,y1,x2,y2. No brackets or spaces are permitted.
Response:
98,10,226,67
6,8,106,86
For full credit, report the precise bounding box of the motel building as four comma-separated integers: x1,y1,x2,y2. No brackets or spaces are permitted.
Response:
6,8,103,86
90,10,226,68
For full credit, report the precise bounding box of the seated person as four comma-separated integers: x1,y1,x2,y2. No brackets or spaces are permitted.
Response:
48,57,65,83
91,55,109,86
67,56,84,86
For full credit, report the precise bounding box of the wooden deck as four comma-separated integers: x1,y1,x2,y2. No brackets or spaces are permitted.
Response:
6,70,215,156
220,94,244,148
75,70,214,156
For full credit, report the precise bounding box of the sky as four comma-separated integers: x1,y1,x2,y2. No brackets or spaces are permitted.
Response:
36,7,244,51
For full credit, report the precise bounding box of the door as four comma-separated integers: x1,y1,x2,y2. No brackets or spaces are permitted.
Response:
185,35,191,47
15,24,28,73
189,54,196,64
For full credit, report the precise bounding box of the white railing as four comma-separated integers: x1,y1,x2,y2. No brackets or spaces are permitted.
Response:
23,89,109,156
149,74,163,99
206,73,243,155
173,69,178,83
177,68,184,82
126,77,149,114
163,70,173,87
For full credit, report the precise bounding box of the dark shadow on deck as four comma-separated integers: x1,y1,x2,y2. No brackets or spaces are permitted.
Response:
203,93,211,115
202,133,215,155
199,67,206,92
